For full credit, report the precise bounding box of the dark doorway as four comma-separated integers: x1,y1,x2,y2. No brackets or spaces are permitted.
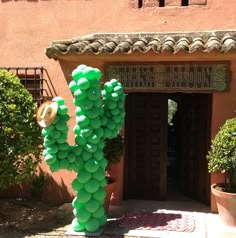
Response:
124,92,212,204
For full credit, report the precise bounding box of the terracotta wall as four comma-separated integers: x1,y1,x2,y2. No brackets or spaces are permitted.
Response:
1,0,236,208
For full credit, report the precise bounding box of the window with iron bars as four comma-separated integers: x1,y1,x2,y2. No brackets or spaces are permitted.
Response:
0,67,56,105
132,0,206,8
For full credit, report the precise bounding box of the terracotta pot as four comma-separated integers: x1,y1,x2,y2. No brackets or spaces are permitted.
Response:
103,178,115,215
211,183,236,226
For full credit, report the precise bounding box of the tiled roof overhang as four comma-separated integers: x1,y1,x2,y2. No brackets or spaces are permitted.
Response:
46,30,236,60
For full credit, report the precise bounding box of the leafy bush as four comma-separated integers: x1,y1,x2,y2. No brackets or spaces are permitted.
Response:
104,133,123,166
207,117,236,192
0,70,42,190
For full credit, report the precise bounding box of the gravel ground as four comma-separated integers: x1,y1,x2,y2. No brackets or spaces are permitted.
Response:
0,198,127,238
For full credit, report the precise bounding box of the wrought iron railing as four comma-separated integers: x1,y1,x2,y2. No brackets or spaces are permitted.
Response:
0,67,57,105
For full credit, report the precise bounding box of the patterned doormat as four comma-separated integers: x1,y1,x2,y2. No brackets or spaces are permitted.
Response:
119,210,195,232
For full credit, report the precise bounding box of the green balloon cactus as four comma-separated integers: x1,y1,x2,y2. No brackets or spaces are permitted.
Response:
39,65,125,232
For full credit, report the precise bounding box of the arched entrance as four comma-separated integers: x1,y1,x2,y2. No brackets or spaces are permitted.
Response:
124,92,212,204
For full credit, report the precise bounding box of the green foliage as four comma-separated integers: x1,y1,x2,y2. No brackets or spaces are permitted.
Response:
0,70,42,190
31,170,48,200
103,133,123,165
207,117,236,192
168,99,177,126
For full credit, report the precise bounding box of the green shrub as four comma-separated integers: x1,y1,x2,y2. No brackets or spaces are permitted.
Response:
0,70,42,190
207,117,236,192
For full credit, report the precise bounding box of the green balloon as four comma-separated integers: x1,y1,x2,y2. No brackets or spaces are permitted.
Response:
77,170,91,184
74,89,87,101
45,154,56,165
110,79,118,86
93,149,103,160
114,85,123,94
72,68,84,82
72,218,86,232
80,127,93,137
55,120,68,131
97,140,105,150
73,125,81,135
75,157,84,169
94,128,104,138
92,167,105,181
72,197,84,210
99,215,107,226
77,77,91,90
75,107,84,116
85,143,98,153
72,178,84,191
43,124,55,134
85,218,100,232
92,206,105,219
42,128,49,136
58,105,68,115
56,133,68,143
77,115,90,127
99,178,107,188
101,116,108,126
51,116,60,125
111,93,119,101
93,68,102,80
60,114,70,122
69,80,79,92
87,134,100,144
90,118,101,129
50,129,61,139
86,108,101,119
104,128,112,138
79,99,93,110
53,96,65,106
93,187,106,202
81,150,93,161
84,159,99,173
68,153,76,163
43,138,58,151
72,145,82,156
42,149,48,157
111,108,120,116
89,79,100,88
87,87,101,100
85,179,99,193
107,101,117,109
112,115,121,124
107,121,116,130
104,82,113,92
58,142,70,151
99,158,108,170
75,135,87,146
85,199,99,213
77,64,87,70
82,66,96,80
93,98,103,108
59,159,69,169
57,150,68,159
77,189,92,204
43,137,56,147
50,160,60,172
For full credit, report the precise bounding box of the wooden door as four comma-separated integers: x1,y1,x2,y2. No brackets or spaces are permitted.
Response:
179,94,211,204
124,93,168,200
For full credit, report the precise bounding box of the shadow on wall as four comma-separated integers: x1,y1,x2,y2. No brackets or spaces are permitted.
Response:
0,171,73,205
42,175,73,205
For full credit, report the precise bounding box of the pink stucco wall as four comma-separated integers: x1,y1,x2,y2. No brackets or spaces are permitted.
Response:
1,0,236,210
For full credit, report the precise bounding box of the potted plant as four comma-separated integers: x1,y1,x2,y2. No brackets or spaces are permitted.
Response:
207,117,236,226
103,132,124,214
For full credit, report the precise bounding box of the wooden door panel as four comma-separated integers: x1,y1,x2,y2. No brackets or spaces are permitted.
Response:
124,93,167,200
179,94,211,204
